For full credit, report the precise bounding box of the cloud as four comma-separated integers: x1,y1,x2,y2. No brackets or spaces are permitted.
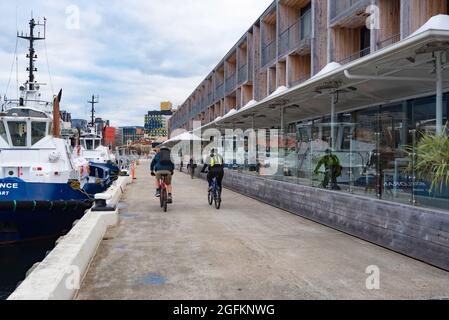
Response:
0,0,273,127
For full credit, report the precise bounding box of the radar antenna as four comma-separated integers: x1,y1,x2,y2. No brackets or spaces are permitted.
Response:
17,17,46,91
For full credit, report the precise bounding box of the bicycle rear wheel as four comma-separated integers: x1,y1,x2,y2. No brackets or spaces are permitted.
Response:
160,187,165,208
214,197,221,210
162,188,168,212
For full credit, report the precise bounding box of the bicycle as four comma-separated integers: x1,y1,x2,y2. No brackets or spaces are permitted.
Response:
159,174,169,212
208,176,221,210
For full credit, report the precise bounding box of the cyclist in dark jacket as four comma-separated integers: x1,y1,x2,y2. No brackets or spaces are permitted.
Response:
151,147,175,202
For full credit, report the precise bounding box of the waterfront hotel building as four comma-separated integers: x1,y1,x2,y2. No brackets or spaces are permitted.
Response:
168,0,449,269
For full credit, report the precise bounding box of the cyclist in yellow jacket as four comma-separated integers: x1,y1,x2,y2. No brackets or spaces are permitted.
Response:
201,149,224,192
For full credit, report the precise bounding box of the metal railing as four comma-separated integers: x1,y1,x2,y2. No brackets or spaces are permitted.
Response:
238,64,248,85
225,73,237,94
261,39,276,68
248,54,253,81
338,47,371,65
330,0,371,21
376,33,401,50
278,12,312,58
290,75,310,87
207,92,214,106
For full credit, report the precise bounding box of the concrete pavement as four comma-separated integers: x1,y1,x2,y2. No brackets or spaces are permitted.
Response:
76,163,449,300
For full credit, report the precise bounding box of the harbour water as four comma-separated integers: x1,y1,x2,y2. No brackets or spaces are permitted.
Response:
0,237,56,300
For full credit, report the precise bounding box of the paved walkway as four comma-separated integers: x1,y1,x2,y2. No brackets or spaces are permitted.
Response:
76,162,449,300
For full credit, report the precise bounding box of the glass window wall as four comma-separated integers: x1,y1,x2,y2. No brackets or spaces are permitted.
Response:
228,92,449,212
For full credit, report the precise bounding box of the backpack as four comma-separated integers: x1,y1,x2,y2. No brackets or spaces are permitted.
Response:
159,149,172,165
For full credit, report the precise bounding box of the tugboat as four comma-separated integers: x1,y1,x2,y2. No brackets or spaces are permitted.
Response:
0,18,92,244
75,95,120,194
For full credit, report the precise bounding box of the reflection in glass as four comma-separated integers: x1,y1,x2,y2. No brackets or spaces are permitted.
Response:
8,121,27,147
31,122,47,145
225,92,448,212
0,121,7,143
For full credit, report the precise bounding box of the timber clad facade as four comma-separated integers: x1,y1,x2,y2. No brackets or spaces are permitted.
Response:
169,0,449,133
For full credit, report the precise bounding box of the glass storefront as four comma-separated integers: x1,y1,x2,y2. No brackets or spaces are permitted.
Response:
223,92,449,212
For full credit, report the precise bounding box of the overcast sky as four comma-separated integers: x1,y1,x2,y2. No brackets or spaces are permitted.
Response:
0,0,273,127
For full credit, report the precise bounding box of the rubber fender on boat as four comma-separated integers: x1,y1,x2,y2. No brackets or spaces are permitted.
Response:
0,200,93,212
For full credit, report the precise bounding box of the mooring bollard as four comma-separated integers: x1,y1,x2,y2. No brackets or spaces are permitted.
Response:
92,193,115,212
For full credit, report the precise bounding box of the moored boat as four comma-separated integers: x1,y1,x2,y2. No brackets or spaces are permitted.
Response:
0,18,93,244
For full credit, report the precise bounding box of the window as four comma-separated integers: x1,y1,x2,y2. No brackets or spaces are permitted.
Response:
300,3,312,40
31,122,47,145
85,139,94,150
0,121,7,143
8,121,27,147
360,26,371,55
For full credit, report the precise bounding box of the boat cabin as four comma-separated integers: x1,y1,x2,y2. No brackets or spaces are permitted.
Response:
80,134,102,151
0,108,52,148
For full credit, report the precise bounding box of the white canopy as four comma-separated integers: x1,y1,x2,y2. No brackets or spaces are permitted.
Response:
164,131,204,145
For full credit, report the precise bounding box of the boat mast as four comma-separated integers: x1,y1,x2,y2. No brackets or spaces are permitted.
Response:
88,94,99,128
18,17,46,91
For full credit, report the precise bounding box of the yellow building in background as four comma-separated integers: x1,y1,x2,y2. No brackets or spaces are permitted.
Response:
160,101,173,112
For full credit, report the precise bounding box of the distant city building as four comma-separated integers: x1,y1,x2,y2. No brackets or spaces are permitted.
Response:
115,127,124,147
60,110,72,123
104,127,116,149
60,110,72,131
144,110,173,138
160,101,173,111
95,117,108,134
71,119,88,131
144,102,174,138
122,126,145,145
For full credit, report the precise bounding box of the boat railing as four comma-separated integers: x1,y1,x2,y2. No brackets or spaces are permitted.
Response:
1,99,52,112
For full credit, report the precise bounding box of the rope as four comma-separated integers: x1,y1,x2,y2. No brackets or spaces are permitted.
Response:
4,36,18,99
44,39,55,95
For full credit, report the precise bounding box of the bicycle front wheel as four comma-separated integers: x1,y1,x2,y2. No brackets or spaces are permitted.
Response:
214,196,221,210
208,191,213,205
215,188,221,210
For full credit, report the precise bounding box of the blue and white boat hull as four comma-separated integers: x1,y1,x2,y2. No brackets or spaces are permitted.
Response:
0,179,92,244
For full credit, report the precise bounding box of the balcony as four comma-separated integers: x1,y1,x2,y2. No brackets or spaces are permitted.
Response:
278,12,312,58
215,83,224,100
330,0,371,28
261,39,276,69
225,73,237,94
376,33,401,50
337,46,370,65
237,64,248,85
